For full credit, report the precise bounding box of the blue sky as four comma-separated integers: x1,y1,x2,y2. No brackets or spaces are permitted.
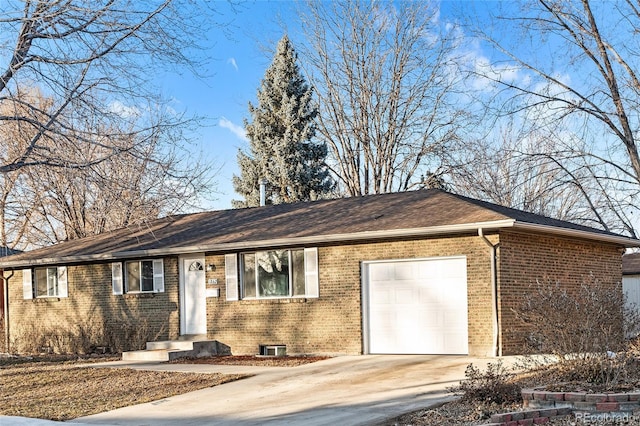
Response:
145,0,640,235
157,0,493,211
156,1,301,210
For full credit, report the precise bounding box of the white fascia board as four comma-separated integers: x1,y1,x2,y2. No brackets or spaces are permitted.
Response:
0,219,516,268
512,222,640,247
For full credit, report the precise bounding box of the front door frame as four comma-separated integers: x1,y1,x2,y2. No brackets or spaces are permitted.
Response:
179,253,207,336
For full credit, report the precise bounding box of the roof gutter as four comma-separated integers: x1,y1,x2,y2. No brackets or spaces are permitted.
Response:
0,219,516,268
512,222,640,247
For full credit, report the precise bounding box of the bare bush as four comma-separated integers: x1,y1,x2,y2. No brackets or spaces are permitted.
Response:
514,277,640,389
103,318,167,353
11,317,166,355
448,361,521,405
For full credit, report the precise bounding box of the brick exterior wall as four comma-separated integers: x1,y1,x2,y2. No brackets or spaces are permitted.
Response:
5,258,180,354
3,229,625,357
497,230,624,355
205,233,496,356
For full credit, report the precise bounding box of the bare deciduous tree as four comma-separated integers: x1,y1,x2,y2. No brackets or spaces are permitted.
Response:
0,0,209,173
468,0,640,235
299,0,466,196
0,85,213,250
0,1,219,249
21,133,211,246
449,120,594,223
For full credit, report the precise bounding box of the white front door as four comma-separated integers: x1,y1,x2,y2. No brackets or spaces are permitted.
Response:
180,255,207,335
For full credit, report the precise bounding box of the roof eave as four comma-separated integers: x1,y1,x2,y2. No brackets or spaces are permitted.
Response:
513,222,640,247
4,218,636,269
0,219,516,268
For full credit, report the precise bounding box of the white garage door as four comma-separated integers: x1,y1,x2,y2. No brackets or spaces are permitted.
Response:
363,257,468,355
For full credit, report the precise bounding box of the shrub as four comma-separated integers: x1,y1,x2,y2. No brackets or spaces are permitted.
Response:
448,361,521,405
514,276,640,389
103,318,166,352
10,317,166,354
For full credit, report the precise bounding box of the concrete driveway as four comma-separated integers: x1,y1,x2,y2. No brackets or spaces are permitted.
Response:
52,354,503,426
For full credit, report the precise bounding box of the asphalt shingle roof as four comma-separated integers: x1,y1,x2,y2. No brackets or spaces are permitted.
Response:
623,253,640,275
1,189,636,267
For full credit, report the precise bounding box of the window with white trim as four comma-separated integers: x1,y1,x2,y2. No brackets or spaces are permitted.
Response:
232,248,318,299
22,266,68,299
111,259,164,294
126,260,154,292
35,267,59,297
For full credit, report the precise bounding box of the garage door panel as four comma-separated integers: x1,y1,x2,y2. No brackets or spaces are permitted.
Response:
366,257,468,355
443,337,466,354
393,263,416,280
624,276,640,308
369,264,392,281
369,285,391,304
394,288,415,303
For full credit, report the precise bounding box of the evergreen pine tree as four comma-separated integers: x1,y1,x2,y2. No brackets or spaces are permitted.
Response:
232,35,333,208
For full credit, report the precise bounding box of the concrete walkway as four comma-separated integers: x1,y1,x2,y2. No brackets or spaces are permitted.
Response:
66,354,504,426
1,355,510,425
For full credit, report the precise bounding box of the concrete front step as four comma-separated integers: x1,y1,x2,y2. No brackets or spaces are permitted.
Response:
146,340,195,351
122,339,230,362
122,349,179,362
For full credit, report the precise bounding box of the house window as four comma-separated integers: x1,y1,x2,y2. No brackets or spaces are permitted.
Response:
240,249,308,298
22,266,68,299
126,260,155,292
34,267,60,297
111,259,164,295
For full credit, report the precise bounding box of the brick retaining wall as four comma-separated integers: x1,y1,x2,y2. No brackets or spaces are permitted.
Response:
521,388,640,413
484,389,640,426
487,407,572,425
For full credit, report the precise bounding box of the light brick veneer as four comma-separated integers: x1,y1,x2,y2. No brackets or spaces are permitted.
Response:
6,259,180,353
4,229,624,357
205,233,496,356
497,230,623,355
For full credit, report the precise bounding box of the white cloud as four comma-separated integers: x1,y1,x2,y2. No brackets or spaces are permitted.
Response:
227,57,238,71
219,117,248,142
109,101,140,118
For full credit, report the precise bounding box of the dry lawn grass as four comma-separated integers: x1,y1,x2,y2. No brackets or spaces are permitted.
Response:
0,358,248,421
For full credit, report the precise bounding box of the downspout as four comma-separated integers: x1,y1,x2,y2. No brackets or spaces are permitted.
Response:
2,269,13,353
478,228,501,357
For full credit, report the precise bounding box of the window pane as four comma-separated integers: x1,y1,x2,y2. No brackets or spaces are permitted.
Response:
292,250,305,296
47,268,58,296
126,262,141,292
35,268,48,298
242,253,256,298
257,250,289,297
141,261,154,292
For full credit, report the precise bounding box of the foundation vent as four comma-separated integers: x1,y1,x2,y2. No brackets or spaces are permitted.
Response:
259,344,286,357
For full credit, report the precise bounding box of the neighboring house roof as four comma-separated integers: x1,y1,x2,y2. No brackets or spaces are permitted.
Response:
623,253,640,275
1,189,638,268
0,247,21,257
